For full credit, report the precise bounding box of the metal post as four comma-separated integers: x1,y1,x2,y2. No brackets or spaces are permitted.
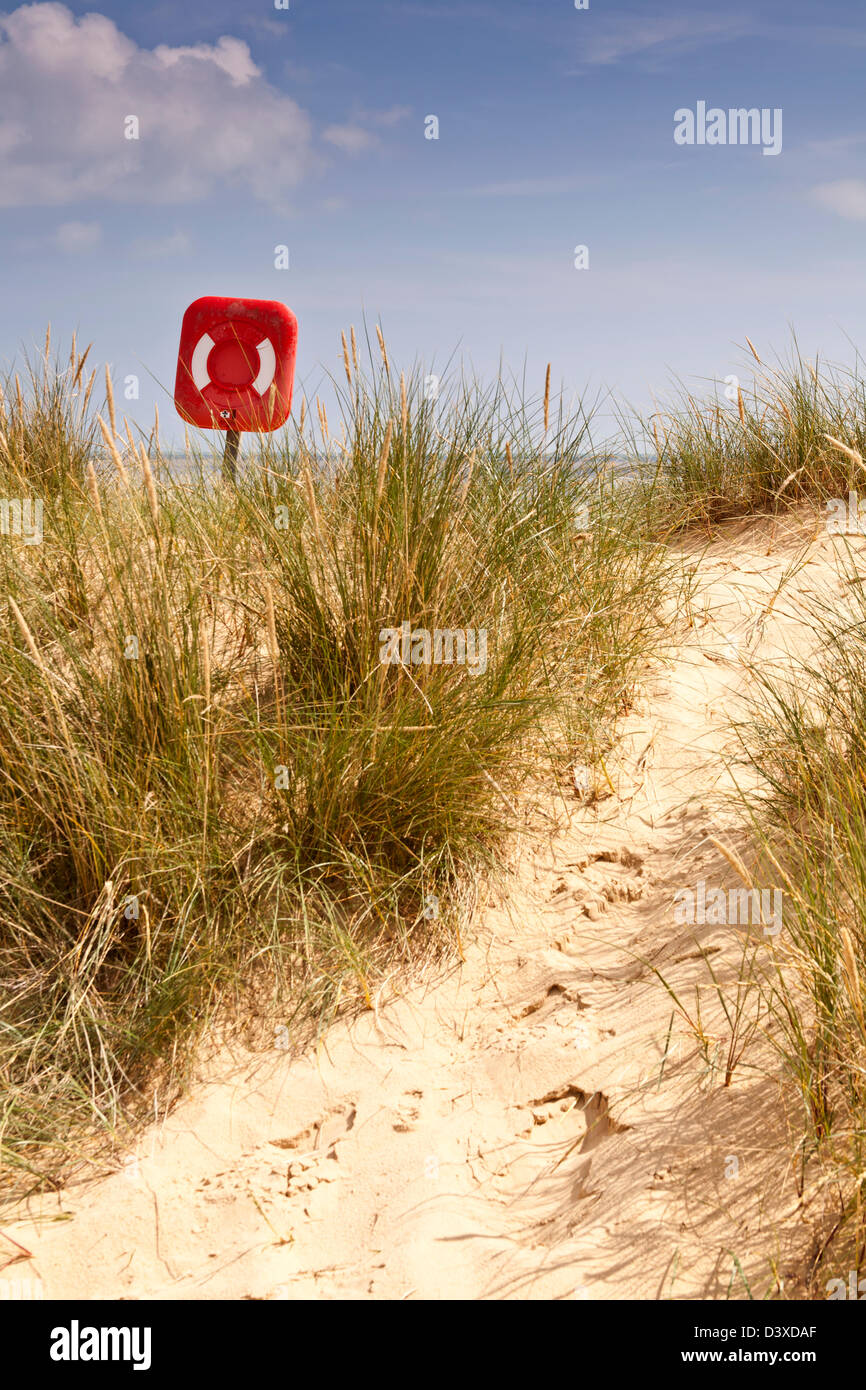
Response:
223,428,240,483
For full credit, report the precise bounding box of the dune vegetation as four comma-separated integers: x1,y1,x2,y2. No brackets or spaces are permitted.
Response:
0,328,670,1197
5,326,866,1294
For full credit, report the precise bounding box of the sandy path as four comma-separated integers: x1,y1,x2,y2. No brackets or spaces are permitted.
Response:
2,511,854,1300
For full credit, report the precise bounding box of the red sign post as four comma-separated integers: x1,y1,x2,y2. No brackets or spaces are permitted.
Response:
174,296,298,479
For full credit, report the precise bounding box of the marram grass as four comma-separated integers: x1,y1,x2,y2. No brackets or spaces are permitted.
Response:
0,332,670,1198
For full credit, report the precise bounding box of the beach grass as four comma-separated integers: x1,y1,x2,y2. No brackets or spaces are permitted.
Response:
627,338,866,530
0,330,671,1197
728,570,866,1287
11,321,866,1284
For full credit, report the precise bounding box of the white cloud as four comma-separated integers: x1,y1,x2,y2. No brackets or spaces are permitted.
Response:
53,220,102,252
812,179,866,220
0,2,317,207
322,106,411,154
9,2,135,78
240,15,288,41
805,134,866,160
322,123,377,154
359,105,412,128
574,13,753,66
153,36,259,87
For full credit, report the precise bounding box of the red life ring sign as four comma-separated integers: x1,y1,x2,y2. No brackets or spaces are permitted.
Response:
174,296,298,432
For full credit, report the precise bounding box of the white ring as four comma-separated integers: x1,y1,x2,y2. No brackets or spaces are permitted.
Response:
252,338,276,396
191,333,215,389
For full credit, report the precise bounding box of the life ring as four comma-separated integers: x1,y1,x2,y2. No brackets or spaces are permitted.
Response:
189,326,277,398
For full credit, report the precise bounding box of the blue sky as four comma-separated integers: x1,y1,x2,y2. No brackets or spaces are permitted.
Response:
3,0,866,445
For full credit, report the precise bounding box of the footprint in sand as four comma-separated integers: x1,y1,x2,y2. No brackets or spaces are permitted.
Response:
528,1084,628,1153
268,1102,357,1157
392,1090,425,1132
513,982,584,1023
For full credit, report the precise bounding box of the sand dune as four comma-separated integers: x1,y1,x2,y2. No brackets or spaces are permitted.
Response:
3,508,854,1300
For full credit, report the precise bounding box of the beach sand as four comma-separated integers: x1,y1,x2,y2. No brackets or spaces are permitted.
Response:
2,506,855,1300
